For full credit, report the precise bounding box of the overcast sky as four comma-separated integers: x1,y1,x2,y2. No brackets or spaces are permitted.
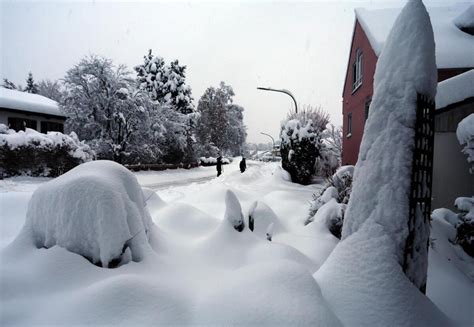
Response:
0,0,464,143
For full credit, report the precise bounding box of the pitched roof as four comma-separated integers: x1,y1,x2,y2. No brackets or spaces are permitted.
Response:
0,87,66,118
355,4,474,69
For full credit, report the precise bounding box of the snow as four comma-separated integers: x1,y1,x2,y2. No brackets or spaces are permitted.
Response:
343,0,437,290
456,114,474,172
355,4,474,69
0,158,470,324
0,87,65,117
436,69,474,109
18,160,153,268
454,4,474,30
0,126,93,161
315,222,451,327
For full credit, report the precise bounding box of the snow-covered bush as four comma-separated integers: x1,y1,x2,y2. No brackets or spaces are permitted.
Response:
22,160,154,268
341,0,437,292
432,197,474,257
0,125,94,177
316,124,342,178
280,106,329,185
306,166,354,238
457,114,474,174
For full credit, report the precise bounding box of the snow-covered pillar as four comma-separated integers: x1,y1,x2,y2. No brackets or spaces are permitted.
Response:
341,0,437,293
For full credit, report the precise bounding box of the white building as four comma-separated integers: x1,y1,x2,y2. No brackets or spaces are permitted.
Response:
0,88,66,133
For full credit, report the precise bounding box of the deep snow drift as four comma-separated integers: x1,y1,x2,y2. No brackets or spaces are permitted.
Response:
0,159,470,325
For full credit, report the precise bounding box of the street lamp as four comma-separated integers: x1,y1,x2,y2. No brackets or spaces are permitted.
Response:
260,132,275,161
257,87,298,114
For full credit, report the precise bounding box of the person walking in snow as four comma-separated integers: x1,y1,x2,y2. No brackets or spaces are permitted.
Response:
239,157,246,173
216,156,223,177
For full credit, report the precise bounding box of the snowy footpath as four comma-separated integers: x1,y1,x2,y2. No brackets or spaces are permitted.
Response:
0,159,472,325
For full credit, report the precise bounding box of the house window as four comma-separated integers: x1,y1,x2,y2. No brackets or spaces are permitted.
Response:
8,117,37,131
347,113,352,137
41,121,64,133
352,48,363,91
365,98,371,121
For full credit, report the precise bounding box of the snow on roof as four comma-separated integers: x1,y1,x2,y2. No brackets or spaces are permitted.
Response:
0,87,66,117
355,4,474,69
436,69,474,109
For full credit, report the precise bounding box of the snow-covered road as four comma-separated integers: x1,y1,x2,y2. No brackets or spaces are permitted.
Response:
138,160,262,190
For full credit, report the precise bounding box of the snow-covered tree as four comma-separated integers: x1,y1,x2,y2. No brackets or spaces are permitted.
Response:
280,106,329,184
135,50,194,114
341,0,437,293
196,82,246,156
37,79,63,102
62,55,163,163
2,78,17,90
24,72,39,94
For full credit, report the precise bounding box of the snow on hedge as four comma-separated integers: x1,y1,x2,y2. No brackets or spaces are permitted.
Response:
20,160,154,267
456,114,474,173
199,156,230,165
0,125,94,161
342,0,437,291
436,69,474,109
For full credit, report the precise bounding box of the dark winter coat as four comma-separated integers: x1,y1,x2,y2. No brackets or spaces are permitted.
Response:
216,156,223,176
239,158,246,173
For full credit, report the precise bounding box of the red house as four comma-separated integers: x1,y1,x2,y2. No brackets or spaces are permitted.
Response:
342,5,474,165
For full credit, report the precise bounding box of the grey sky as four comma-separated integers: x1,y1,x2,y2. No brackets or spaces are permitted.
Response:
0,0,463,143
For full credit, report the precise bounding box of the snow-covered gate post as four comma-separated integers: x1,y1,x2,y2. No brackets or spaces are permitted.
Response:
340,0,437,294
403,94,435,293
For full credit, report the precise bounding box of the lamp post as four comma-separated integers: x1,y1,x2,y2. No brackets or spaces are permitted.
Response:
257,87,298,114
260,132,275,161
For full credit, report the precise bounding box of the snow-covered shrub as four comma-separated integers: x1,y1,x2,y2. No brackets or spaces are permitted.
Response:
280,106,329,185
432,197,474,258
457,114,474,174
22,160,154,268
316,124,342,178
306,166,354,238
0,125,94,177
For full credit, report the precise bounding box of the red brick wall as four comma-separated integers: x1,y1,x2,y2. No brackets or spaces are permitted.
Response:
341,21,378,165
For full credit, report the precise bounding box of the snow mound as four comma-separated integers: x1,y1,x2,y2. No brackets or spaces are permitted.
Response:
20,160,154,267
195,260,342,326
225,190,245,232
155,202,219,238
315,222,451,327
248,201,284,238
142,187,166,217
